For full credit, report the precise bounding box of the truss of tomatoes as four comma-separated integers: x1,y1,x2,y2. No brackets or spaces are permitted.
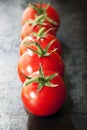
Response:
17,2,66,117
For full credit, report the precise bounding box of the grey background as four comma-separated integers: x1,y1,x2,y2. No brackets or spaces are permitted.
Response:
0,0,87,130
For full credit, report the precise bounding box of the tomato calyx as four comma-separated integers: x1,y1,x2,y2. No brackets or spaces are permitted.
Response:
29,3,44,15
28,3,50,16
33,27,55,40
26,3,58,26
23,39,57,57
24,65,58,91
27,13,58,27
33,27,46,40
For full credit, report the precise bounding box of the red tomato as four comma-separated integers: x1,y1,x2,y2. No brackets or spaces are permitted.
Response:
22,4,60,24
21,70,66,116
18,51,64,83
19,34,62,56
22,4,60,33
21,22,57,39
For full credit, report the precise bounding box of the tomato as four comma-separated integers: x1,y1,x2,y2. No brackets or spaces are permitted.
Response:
22,4,60,34
18,51,64,83
21,70,66,116
22,4,60,25
19,33,62,56
21,22,57,40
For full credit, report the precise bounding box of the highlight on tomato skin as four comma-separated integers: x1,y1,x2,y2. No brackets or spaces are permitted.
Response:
21,70,66,116
19,33,62,56
17,51,64,83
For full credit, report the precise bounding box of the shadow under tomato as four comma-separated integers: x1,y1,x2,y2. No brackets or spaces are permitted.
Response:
26,94,75,130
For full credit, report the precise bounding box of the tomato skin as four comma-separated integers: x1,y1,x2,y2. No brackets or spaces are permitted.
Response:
19,34,62,56
18,51,64,83
21,70,66,116
22,6,37,25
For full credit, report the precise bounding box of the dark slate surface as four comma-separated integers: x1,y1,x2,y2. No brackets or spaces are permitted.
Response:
0,0,87,130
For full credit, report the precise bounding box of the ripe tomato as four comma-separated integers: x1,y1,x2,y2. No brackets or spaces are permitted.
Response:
22,4,60,25
21,70,66,116
21,22,57,39
19,34,62,56
18,51,64,83
22,4,60,33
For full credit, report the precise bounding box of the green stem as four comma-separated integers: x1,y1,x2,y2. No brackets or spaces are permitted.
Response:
37,27,45,36
34,14,45,23
46,16,58,26
35,42,44,55
45,73,58,81
24,77,38,86
23,41,44,56
40,0,43,9
29,3,43,15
